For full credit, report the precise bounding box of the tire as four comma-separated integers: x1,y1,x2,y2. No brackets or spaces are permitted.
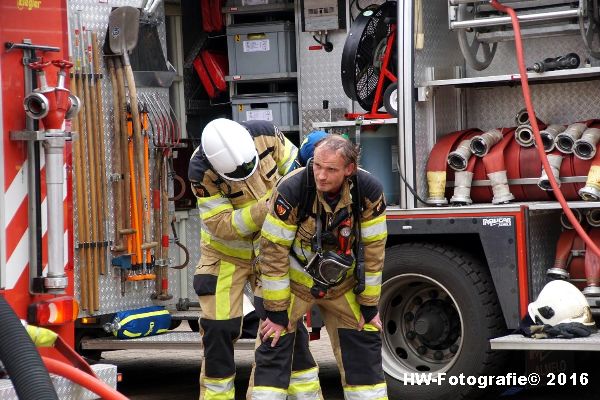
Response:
380,243,507,400
383,82,398,117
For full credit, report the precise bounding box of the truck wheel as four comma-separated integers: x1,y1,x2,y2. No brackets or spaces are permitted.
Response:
380,243,507,400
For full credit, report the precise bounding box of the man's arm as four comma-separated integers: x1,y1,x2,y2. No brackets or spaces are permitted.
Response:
188,145,271,242
355,171,388,312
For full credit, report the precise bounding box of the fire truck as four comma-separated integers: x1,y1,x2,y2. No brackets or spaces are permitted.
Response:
3,0,600,399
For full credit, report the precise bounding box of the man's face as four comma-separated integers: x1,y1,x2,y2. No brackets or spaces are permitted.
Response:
312,147,355,194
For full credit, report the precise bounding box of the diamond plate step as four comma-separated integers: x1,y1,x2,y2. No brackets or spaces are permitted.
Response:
81,331,255,351
170,309,201,320
490,333,600,351
0,363,116,400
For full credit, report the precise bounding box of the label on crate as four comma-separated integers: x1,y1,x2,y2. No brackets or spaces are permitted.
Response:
243,39,270,52
246,109,273,121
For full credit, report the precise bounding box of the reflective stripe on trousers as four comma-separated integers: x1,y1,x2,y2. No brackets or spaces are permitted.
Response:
343,383,388,400
288,367,321,400
202,375,235,400
251,387,287,400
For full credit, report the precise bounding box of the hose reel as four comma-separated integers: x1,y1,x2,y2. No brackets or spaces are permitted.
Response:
449,0,600,70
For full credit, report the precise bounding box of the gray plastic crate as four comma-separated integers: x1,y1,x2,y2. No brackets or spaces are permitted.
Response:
231,93,298,127
226,21,296,76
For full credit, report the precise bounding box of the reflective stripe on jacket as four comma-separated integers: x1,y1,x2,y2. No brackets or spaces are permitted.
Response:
188,121,298,260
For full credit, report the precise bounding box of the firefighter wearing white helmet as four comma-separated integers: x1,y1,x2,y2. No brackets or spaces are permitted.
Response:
188,119,300,400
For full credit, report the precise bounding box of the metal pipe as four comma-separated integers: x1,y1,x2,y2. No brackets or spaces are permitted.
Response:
573,127,600,160
450,8,579,30
43,137,68,292
555,122,587,153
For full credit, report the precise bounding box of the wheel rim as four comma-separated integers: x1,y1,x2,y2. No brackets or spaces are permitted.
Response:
388,86,397,112
380,273,464,380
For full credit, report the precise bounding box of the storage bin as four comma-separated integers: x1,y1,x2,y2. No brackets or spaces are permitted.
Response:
226,21,296,76
231,93,298,127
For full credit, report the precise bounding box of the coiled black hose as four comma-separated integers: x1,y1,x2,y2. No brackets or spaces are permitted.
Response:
0,296,58,400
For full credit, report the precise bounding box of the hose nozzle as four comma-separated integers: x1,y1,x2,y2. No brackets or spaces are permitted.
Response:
447,139,472,171
555,122,587,154
573,128,600,160
538,124,566,152
469,129,503,157
515,124,534,147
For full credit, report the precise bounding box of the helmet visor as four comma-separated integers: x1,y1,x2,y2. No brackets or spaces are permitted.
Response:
222,156,258,180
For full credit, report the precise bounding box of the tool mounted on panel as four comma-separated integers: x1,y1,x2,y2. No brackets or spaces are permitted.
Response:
527,53,581,73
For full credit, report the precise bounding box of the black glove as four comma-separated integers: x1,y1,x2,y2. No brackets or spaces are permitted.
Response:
526,322,596,339
543,322,597,339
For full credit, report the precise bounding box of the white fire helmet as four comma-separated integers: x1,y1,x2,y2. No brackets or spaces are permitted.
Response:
528,280,595,326
201,118,258,181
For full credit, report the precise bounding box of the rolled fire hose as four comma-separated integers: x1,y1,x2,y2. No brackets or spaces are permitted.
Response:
426,129,479,204
537,149,563,191
450,152,477,205
579,146,600,200
547,229,577,279
555,121,595,154
584,227,600,296
490,0,600,260
481,128,516,204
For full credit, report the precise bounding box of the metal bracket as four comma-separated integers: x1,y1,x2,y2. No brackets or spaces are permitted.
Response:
10,130,76,142
417,86,433,102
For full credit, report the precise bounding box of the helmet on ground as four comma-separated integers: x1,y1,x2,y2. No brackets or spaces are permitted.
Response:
298,130,329,166
201,118,258,181
528,280,594,326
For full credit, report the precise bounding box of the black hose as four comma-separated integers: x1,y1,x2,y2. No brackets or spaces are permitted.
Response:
0,296,58,400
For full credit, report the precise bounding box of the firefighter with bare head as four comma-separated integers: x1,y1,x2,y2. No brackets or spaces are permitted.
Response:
188,118,301,400
248,134,388,399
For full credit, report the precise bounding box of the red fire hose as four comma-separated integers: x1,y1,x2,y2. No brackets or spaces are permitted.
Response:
490,0,600,257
